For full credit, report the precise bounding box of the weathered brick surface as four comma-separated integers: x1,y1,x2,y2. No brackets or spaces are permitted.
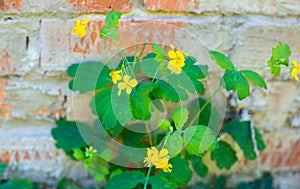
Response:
69,0,133,13
203,130,300,174
143,0,300,16
0,0,23,11
0,126,88,184
0,19,40,76
41,17,233,71
1,0,300,187
232,17,300,78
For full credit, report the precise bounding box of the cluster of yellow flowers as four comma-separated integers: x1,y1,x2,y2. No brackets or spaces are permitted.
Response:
143,147,172,173
109,70,138,96
167,45,188,74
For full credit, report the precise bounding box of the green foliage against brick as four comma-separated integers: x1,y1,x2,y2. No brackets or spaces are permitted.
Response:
67,62,111,94
183,125,219,157
52,10,297,189
223,120,266,160
211,141,238,169
268,43,291,76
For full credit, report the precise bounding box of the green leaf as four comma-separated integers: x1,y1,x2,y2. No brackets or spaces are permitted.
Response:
240,70,267,89
83,156,109,182
209,51,235,70
105,171,145,189
190,156,208,178
67,62,111,94
100,27,119,42
211,141,237,169
172,106,189,130
105,10,122,28
0,179,33,189
268,57,281,76
222,70,250,100
57,178,81,189
151,80,180,102
214,175,226,189
140,57,166,79
148,175,177,189
91,88,123,130
51,120,92,153
183,125,219,157
223,120,265,160
129,82,156,120
72,148,85,160
182,57,208,94
236,173,273,189
267,43,291,76
120,125,146,147
165,132,183,157
161,156,192,186
152,44,167,60
271,43,291,66
158,119,171,132
0,163,8,178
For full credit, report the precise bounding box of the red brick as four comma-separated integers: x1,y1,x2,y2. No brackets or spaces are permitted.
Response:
68,0,133,13
144,0,199,12
0,0,23,11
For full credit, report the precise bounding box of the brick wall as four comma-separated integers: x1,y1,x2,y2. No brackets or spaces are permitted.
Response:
0,0,300,188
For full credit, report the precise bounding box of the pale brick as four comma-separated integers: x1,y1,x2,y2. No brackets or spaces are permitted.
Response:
0,19,40,75
144,0,300,16
203,130,300,175
231,17,300,79
0,125,88,185
41,17,234,71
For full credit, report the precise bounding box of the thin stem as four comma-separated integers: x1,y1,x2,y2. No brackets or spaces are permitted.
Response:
145,121,153,146
189,86,221,126
143,166,152,189
250,65,269,70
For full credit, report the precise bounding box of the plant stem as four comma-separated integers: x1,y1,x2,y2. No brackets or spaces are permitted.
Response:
189,86,221,126
145,121,153,146
250,65,269,70
143,166,152,189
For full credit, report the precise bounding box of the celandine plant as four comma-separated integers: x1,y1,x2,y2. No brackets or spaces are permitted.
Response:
51,10,299,189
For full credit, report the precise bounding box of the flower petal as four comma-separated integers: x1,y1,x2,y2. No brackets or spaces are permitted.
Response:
118,82,127,90
82,18,90,25
123,75,130,83
126,86,132,94
128,79,138,88
168,50,177,59
159,149,169,158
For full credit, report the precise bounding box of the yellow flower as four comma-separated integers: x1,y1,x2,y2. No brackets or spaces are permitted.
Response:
167,45,187,74
72,19,90,38
143,147,172,173
156,161,173,173
109,70,122,83
117,75,138,96
291,60,300,81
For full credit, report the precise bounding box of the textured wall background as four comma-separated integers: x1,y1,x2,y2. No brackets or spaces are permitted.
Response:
0,0,300,188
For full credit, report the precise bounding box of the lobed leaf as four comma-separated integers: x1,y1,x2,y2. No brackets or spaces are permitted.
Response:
223,120,266,160
240,70,267,89
183,125,219,157
172,106,189,130
209,51,235,70
211,141,238,169
165,132,184,157
67,62,111,94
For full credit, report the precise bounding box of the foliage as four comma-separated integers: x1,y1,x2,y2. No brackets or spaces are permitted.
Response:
50,10,298,189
